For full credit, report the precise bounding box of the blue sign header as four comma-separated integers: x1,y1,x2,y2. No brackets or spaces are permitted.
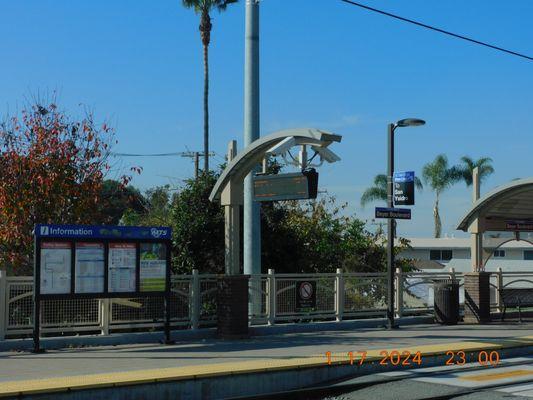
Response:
393,171,415,183
35,224,172,240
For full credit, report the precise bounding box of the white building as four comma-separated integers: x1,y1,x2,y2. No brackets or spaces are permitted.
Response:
400,237,533,273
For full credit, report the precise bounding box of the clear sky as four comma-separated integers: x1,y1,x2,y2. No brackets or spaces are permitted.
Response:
1,0,532,237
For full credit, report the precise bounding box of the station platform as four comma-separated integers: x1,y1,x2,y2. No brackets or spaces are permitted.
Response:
1,322,533,399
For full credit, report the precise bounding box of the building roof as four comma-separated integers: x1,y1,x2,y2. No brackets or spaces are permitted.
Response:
402,237,533,250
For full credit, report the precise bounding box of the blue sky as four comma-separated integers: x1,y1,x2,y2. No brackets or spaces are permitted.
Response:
1,0,532,237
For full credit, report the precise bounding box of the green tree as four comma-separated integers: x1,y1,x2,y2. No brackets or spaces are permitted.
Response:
96,180,145,225
122,185,174,227
182,0,238,173
171,173,225,273
422,154,461,238
360,174,423,207
458,156,494,187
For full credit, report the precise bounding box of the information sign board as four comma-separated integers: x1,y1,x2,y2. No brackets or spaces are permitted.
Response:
75,242,104,294
295,280,317,312
108,243,137,293
33,224,172,352
394,171,415,206
40,242,71,295
140,243,167,292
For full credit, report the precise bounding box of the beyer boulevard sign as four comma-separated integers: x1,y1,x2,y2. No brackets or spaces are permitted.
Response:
375,207,412,220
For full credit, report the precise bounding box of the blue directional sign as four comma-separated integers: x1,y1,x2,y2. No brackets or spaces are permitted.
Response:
375,207,411,220
35,224,172,240
394,171,415,206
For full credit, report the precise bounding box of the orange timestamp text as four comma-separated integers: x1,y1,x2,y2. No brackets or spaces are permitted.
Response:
324,349,501,367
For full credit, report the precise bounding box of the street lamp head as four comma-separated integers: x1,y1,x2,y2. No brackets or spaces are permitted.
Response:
396,118,426,128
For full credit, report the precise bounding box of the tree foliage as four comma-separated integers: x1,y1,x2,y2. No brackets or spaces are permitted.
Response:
124,171,411,275
0,101,123,273
95,180,145,225
422,154,462,238
458,156,494,187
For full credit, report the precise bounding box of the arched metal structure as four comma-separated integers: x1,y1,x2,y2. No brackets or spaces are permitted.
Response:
210,128,342,205
457,177,533,270
209,128,342,275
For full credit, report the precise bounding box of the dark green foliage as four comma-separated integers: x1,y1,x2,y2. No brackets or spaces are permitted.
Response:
96,180,145,225
123,169,412,275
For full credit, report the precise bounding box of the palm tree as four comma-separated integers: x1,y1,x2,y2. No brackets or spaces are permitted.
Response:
182,0,238,173
458,156,494,187
422,155,461,238
361,174,423,207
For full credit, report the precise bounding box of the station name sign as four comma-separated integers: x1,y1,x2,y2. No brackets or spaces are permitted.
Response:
505,220,533,231
375,207,412,220
394,171,415,206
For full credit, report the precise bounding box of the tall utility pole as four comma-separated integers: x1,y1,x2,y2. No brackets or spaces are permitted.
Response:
243,0,261,278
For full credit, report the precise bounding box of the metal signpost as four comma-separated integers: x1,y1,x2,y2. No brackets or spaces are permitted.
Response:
33,224,172,352
394,171,415,206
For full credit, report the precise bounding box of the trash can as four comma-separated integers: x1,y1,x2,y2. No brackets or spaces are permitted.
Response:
434,279,459,325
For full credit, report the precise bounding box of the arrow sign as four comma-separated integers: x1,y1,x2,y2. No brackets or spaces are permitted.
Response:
375,207,411,220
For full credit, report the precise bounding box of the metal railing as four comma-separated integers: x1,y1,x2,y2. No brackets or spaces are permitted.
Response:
1,268,532,340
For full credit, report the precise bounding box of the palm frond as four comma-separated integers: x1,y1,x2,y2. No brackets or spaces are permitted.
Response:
360,187,387,208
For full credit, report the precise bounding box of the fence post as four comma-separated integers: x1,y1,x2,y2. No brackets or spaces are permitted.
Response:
448,267,456,280
395,268,403,318
267,269,276,326
99,299,110,336
0,271,6,340
496,267,503,313
335,268,344,322
191,269,200,330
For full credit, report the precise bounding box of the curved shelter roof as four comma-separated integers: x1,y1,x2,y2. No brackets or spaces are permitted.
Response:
457,178,533,232
209,128,342,204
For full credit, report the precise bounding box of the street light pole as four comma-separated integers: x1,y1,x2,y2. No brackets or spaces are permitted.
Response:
386,123,396,329
386,118,426,330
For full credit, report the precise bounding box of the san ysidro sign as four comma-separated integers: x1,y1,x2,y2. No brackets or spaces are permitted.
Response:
393,171,415,206
35,224,171,240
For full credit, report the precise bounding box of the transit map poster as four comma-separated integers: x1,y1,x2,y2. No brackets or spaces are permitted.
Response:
40,242,72,294
140,243,167,292
75,242,105,293
108,243,136,292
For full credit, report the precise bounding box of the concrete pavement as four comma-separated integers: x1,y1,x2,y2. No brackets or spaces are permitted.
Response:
1,322,533,399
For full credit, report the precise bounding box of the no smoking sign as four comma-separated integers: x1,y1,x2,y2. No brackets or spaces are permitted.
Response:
296,280,316,312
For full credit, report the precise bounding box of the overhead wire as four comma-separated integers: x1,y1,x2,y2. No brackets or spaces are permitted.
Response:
340,0,533,62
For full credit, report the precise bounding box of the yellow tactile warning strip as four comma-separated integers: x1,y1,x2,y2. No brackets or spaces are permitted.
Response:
1,335,532,398
460,369,533,382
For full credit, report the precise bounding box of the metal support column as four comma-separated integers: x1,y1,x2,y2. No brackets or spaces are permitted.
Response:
244,0,261,316
386,123,397,329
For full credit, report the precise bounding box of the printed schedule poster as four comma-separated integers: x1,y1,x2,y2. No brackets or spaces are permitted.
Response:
40,242,72,294
75,243,105,293
140,243,167,292
108,243,136,292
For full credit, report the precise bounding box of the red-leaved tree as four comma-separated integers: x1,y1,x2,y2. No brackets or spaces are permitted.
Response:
0,101,130,273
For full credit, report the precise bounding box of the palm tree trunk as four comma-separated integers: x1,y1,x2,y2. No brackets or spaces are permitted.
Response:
433,194,441,238
203,42,209,174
